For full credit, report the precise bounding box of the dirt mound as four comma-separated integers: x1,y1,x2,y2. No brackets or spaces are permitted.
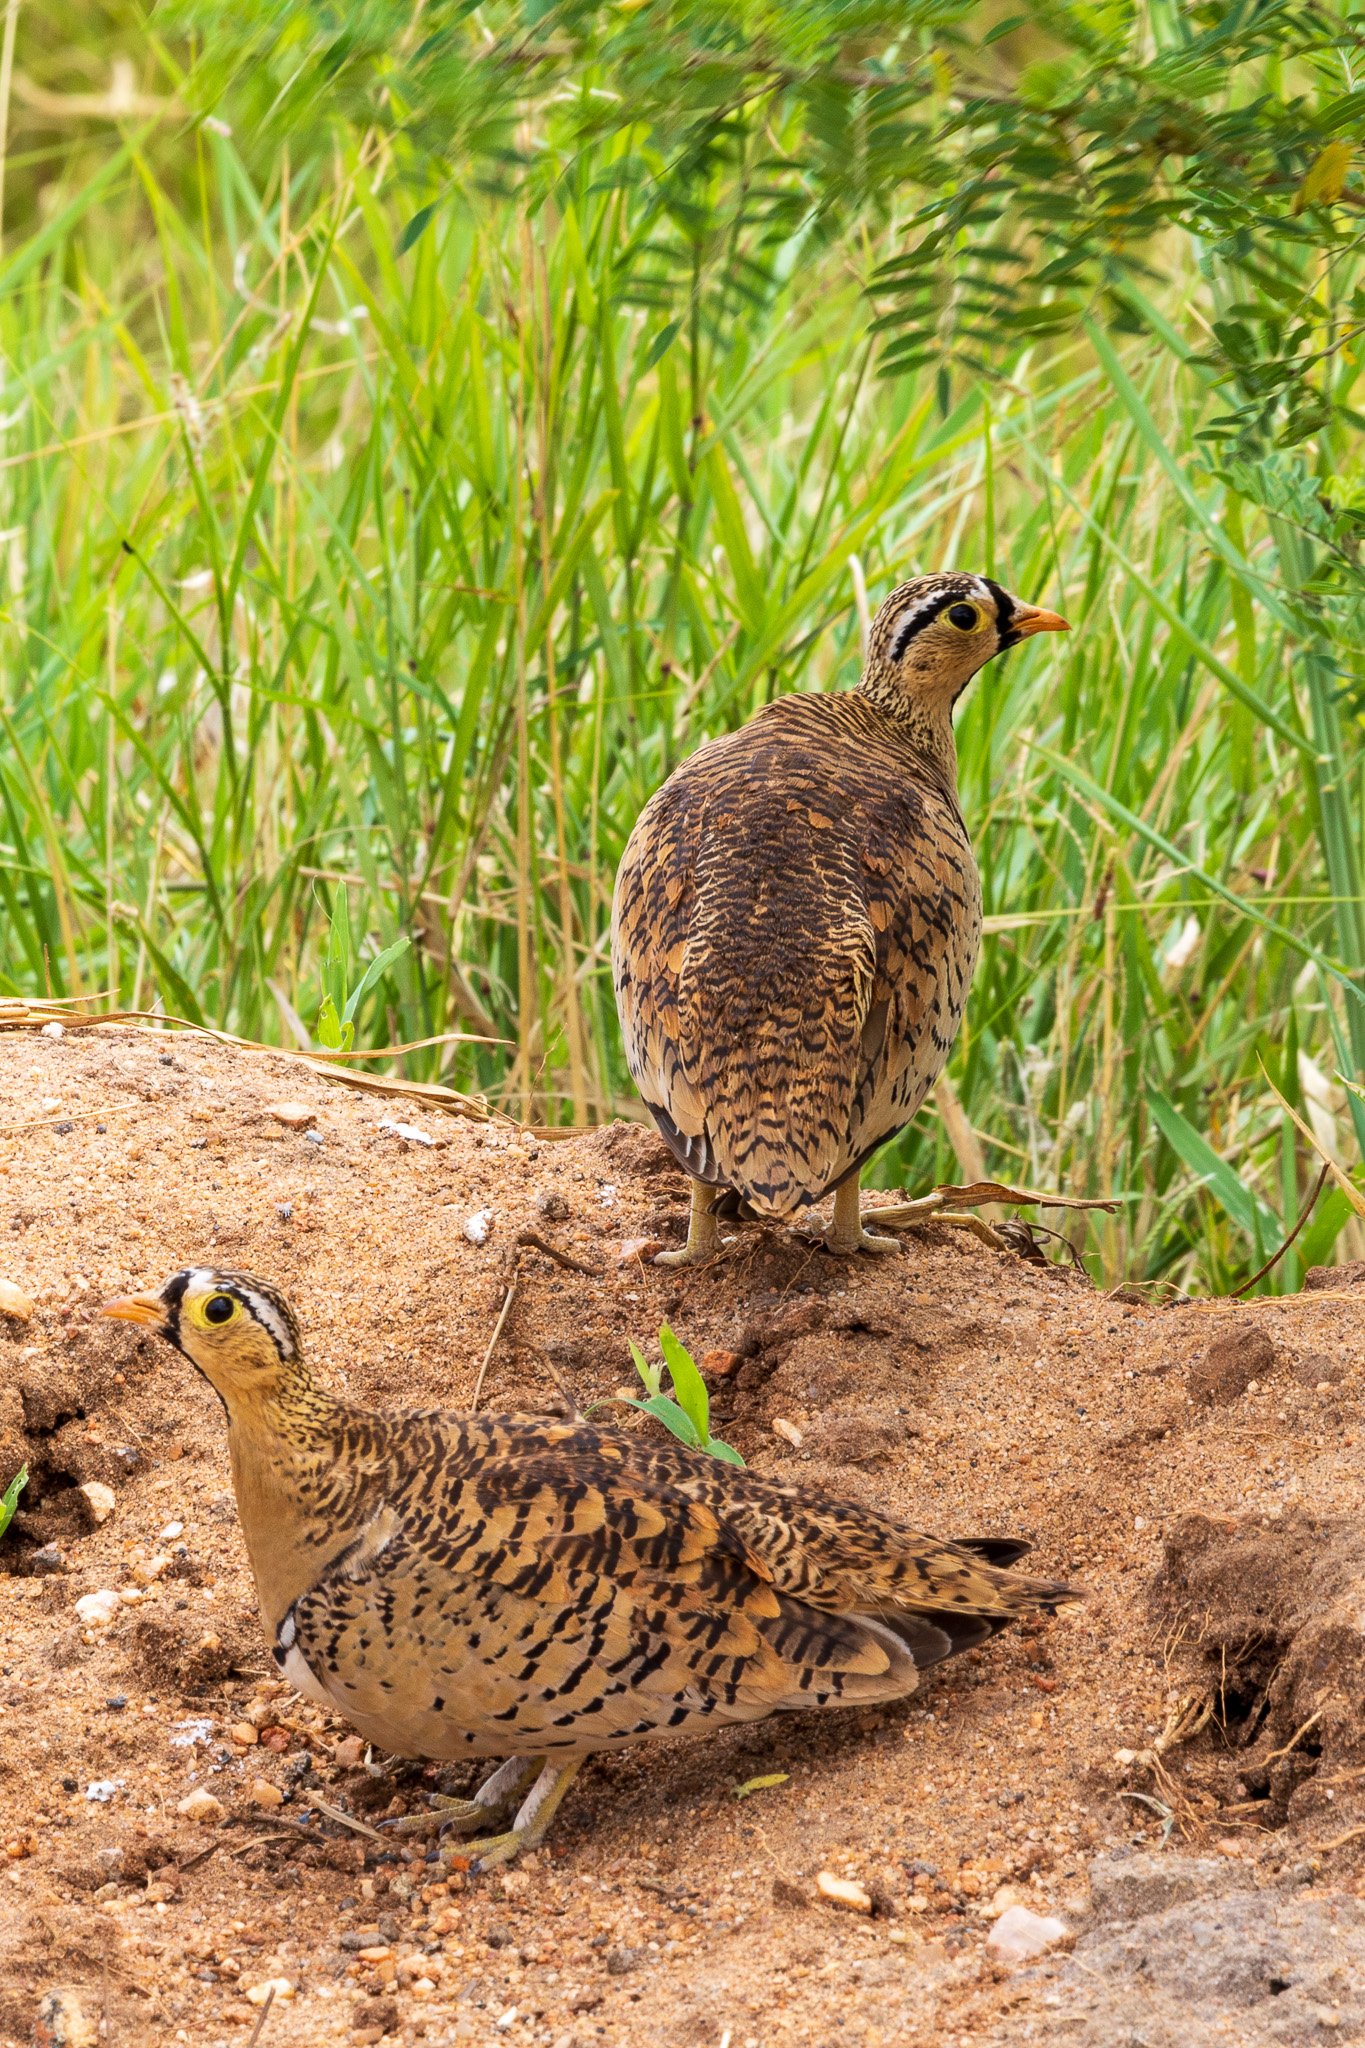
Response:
1153,1509,1365,1830
1,1024,1365,2046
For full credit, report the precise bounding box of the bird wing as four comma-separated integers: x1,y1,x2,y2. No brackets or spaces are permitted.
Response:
276,1419,1068,1758
838,773,982,1179
610,749,721,1182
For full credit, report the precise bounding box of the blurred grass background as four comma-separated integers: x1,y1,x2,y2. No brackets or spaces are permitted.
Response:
5,1,1365,1293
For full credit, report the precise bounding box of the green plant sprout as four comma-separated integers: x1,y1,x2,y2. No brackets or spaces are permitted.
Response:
0,1465,28,1540
616,1325,744,1466
316,893,411,1054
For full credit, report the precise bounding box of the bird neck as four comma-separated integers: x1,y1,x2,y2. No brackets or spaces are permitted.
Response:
219,1365,389,1628
853,673,961,792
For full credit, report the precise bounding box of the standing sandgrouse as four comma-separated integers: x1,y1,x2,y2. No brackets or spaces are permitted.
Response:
104,1267,1073,1868
612,572,1068,1262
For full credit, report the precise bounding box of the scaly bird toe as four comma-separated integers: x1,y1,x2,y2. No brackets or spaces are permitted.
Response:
385,1794,494,1838
821,1223,902,1256
653,1241,719,1268
820,1180,903,1257
445,1760,583,1872
654,1180,723,1266
447,1827,525,1872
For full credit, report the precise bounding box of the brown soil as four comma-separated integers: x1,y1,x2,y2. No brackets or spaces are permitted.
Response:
2,1025,1364,2048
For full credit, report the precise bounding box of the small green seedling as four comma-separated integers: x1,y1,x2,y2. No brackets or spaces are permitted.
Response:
316,892,411,1053
618,1324,744,1466
0,1464,27,1540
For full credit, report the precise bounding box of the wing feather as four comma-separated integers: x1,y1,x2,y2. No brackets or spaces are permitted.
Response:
276,1418,1068,1760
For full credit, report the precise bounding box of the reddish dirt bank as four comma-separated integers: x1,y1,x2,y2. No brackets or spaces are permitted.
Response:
2,1025,1364,2047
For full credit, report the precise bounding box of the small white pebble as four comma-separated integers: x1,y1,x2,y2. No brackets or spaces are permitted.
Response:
0,1279,33,1322
74,1590,121,1627
463,1208,494,1245
40,1021,64,1039
380,1117,445,1148
987,1905,1069,1961
40,1095,62,1114
159,1521,184,1541
816,1872,871,1913
84,1779,125,1803
597,1182,618,1206
79,1481,116,1525
170,1718,216,1748
177,1787,225,1823
772,1417,804,1449
244,1978,294,2005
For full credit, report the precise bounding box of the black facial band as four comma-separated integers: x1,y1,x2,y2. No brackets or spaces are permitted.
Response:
889,591,962,663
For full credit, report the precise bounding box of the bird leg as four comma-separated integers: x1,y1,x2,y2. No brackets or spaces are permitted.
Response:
443,1758,584,1872
654,1180,723,1267
822,1177,901,1256
385,1754,542,1837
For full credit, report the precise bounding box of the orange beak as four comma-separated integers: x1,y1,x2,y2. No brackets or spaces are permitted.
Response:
1010,604,1070,640
101,1291,166,1328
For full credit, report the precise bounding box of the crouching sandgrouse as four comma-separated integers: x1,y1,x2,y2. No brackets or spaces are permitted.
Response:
102,1267,1073,1868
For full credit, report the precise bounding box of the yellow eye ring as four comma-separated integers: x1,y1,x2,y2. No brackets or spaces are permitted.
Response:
188,1291,239,1328
947,601,982,631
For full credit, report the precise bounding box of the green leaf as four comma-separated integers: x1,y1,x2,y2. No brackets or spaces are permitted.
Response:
0,1464,27,1540
316,995,351,1053
326,892,351,1014
628,1338,662,1399
398,203,438,255
1298,1186,1355,1271
643,319,681,372
705,1438,746,1467
341,936,412,1028
658,1322,710,1441
623,1393,703,1446
1146,1090,1279,1255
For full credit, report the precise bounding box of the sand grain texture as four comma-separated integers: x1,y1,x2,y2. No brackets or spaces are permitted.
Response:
1,1028,1364,2047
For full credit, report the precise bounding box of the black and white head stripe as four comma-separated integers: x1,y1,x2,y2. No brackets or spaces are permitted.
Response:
883,574,1010,663
161,1267,302,1361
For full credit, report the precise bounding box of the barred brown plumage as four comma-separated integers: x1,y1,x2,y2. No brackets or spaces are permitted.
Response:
612,572,1068,1262
103,1267,1076,1869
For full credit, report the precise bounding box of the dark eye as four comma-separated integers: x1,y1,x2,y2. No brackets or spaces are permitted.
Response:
947,603,978,630
204,1294,236,1325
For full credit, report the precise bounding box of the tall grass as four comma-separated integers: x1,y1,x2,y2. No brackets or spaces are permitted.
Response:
4,13,1365,1293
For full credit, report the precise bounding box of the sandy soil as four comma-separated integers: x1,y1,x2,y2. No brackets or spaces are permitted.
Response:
2,1023,1364,2048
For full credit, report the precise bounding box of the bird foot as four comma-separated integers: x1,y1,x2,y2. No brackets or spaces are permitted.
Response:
655,1183,724,1266
384,1793,494,1838
442,1826,527,1873
821,1223,901,1257
653,1240,722,1268
384,1757,541,1838
441,1759,582,1873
